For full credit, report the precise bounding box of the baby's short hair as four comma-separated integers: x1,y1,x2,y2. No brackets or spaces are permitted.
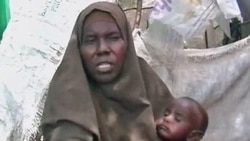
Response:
178,97,209,134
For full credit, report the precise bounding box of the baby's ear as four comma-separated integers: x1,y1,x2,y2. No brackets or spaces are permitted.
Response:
186,130,204,141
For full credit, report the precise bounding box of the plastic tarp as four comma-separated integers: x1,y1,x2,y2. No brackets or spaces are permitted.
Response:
1,0,250,141
136,21,250,140
216,0,241,19
143,2,249,140
0,0,114,140
149,0,220,39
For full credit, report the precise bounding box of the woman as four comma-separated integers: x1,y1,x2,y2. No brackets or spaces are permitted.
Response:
41,2,173,141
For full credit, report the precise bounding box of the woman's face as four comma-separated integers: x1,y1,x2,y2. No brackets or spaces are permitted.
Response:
80,11,127,83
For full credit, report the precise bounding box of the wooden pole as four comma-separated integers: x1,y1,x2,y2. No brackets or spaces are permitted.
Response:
133,0,143,29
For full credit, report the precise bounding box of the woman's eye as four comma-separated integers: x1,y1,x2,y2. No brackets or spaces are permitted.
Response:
111,36,120,40
83,36,96,44
108,34,121,41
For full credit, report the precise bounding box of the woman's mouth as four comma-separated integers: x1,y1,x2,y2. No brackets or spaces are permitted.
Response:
96,62,113,73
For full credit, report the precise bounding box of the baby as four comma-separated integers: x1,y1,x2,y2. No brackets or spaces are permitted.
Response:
156,97,209,141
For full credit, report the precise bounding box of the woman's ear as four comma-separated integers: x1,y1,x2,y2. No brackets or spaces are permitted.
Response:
186,130,204,141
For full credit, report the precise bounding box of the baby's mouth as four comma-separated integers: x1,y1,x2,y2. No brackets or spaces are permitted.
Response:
157,124,169,132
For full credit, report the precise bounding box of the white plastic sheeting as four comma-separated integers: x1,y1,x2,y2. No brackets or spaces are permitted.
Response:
138,21,250,140
1,0,249,141
149,0,243,48
216,0,241,19
0,0,114,140
149,0,220,39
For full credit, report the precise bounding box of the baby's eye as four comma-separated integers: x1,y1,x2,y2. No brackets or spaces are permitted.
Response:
175,117,181,122
175,115,182,122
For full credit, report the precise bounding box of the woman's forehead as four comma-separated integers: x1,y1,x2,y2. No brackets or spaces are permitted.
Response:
84,11,116,26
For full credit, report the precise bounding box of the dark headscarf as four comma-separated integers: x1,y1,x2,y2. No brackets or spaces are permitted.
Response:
41,2,173,141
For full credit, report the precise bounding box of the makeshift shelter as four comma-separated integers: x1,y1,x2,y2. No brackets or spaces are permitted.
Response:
0,0,250,141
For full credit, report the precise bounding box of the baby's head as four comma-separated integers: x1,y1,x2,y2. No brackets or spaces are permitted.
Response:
156,97,208,141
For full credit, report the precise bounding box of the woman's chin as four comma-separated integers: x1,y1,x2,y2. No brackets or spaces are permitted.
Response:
92,73,117,83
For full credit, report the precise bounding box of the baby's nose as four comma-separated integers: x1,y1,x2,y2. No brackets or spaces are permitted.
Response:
163,114,174,123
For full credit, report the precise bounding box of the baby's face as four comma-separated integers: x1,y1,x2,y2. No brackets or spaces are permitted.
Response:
156,99,200,141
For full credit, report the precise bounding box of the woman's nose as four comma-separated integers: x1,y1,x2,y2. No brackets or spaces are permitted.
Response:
97,39,110,55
